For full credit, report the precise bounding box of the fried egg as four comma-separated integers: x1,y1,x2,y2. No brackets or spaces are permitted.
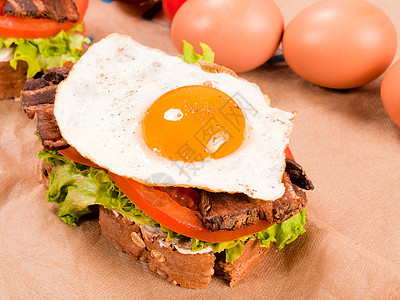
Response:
54,34,295,201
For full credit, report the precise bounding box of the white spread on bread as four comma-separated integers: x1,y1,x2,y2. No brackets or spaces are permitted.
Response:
141,225,213,255
112,211,213,255
0,47,14,62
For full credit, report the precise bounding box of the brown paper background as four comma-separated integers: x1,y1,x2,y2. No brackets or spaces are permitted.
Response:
1,0,400,298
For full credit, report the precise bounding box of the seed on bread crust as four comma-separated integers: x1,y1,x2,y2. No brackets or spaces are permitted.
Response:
141,228,154,243
130,232,146,248
156,269,167,278
151,250,166,263
139,256,148,263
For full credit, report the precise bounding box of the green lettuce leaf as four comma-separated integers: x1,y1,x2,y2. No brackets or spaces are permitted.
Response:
0,23,90,78
255,208,307,251
38,150,158,227
179,40,215,64
34,131,42,141
192,238,247,263
39,150,307,262
95,170,159,227
39,150,97,226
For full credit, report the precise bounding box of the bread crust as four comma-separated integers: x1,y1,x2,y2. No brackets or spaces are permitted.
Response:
215,238,270,287
196,60,239,78
0,60,27,100
99,207,216,289
98,206,271,289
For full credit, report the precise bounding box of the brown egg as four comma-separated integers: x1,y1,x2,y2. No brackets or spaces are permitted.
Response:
381,60,400,127
171,0,284,73
282,0,397,89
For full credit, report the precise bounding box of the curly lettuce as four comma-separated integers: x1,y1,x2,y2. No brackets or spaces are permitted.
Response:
179,40,215,64
38,150,157,227
0,23,90,78
38,150,307,263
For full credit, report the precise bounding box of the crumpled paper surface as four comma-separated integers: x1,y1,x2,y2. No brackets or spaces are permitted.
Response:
1,0,399,298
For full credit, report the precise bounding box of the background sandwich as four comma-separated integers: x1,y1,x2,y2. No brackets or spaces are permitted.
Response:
0,0,89,100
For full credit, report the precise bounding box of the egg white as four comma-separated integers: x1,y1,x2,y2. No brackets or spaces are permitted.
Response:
54,34,295,201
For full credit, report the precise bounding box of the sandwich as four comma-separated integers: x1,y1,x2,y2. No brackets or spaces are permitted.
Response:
21,34,313,289
0,0,89,100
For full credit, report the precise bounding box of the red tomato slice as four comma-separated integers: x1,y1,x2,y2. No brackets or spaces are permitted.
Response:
156,186,200,210
284,146,294,160
57,145,297,242
110,172,273,243
58,147,100,168
0,0,88,39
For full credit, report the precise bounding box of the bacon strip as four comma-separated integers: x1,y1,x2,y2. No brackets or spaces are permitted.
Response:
286,158,314,190
197,173,309,231
3,0,79,23
21,67,70,150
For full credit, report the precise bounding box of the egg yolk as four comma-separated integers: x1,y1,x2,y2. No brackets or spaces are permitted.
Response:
142,85,245,162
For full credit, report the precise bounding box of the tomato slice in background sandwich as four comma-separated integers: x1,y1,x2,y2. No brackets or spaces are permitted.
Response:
0,0,89,39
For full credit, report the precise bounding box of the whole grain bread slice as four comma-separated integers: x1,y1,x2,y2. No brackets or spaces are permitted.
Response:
98,206,270,289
